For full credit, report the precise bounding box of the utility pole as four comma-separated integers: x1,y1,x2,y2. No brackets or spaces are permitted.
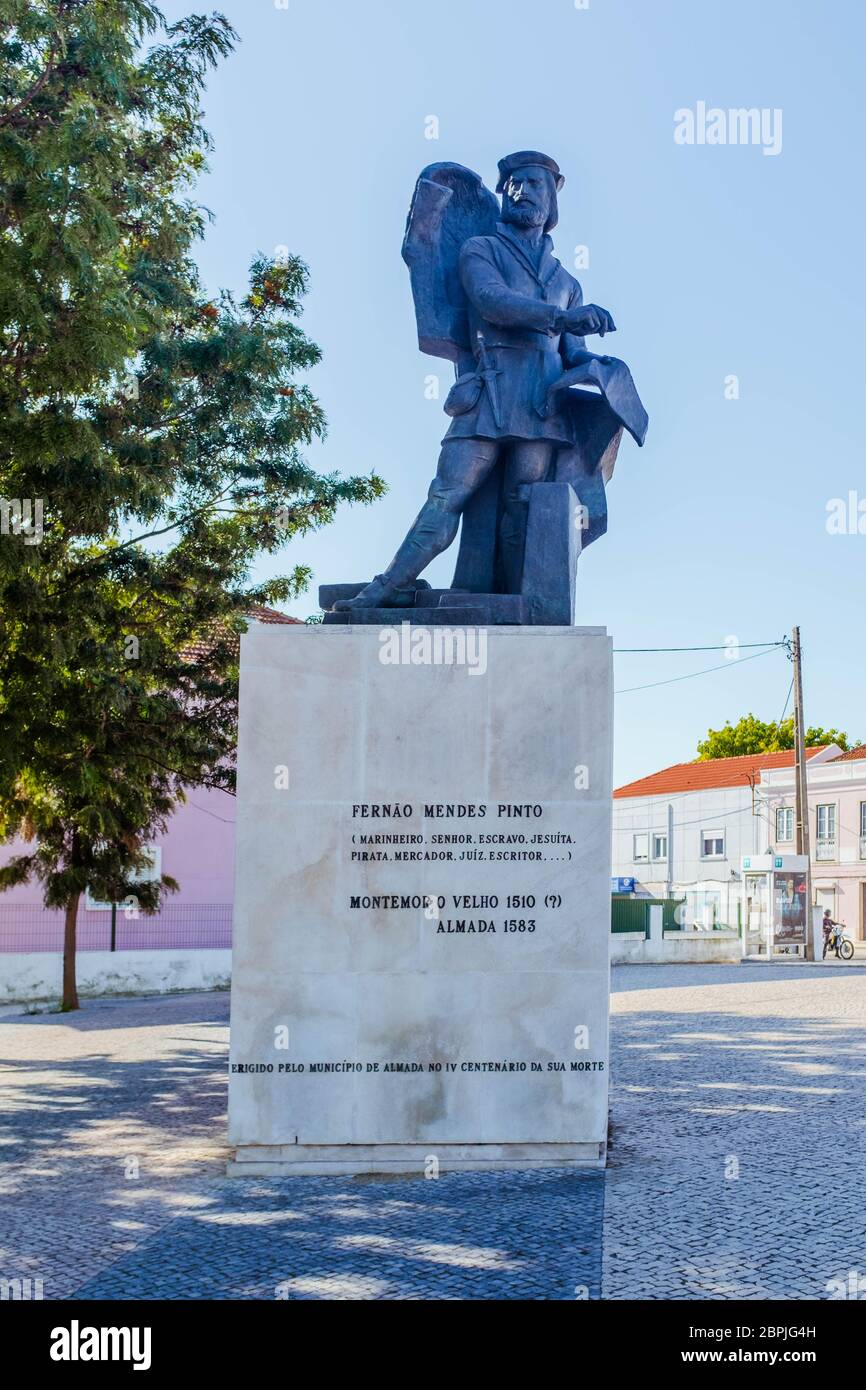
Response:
791,627,814,959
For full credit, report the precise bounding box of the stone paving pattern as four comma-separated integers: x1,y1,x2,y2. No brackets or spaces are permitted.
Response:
1,964,863,1299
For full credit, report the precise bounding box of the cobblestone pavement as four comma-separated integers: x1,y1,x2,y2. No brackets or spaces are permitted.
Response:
604,964,866,1300
1,965,863,1299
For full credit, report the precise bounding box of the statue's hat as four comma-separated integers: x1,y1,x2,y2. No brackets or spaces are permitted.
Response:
495,150,564,193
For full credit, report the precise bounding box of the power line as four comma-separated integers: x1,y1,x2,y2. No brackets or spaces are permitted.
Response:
614,640,788,653
186,798,235,824
778,674,795,726
615,644,783,695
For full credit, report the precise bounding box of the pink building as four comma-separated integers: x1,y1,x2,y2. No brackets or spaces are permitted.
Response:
761,746,866,941
0,608,300,953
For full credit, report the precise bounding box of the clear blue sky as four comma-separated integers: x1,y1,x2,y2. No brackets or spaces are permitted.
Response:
160,0,866,785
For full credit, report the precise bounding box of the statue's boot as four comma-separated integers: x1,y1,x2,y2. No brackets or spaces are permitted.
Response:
334,497,459,610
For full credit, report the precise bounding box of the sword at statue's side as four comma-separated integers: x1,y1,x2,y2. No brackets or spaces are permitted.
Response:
475,331,503,431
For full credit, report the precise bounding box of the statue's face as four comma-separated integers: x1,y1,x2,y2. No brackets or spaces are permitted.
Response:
501,165,553,228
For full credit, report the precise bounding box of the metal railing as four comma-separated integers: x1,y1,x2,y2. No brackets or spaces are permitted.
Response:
0,902,232,953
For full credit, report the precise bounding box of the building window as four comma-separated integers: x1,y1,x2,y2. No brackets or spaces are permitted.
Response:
652,832,668,861
633,833,649,863
701,830,725,859
775,807,794,843
816,804,836,861
860,803,866,860
817,804,836,838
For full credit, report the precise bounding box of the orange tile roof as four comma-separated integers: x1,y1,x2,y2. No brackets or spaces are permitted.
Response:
614,747,829,799
181,606,302,662
246,605,303,626
830,745,866,762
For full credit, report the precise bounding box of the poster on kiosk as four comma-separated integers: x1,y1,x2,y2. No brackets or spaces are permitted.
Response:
742,854,809,954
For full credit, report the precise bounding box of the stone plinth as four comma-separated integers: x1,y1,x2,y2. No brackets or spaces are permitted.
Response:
227,622,612,1175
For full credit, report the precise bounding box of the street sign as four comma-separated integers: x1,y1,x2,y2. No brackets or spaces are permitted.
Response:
611,877,635,894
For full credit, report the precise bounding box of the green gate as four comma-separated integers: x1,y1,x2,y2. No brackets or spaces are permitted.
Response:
611,897,686,936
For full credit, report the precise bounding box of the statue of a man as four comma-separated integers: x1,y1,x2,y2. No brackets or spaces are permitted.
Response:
336,151,638,613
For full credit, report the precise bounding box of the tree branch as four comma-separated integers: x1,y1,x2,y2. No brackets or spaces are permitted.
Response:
0,36,63,129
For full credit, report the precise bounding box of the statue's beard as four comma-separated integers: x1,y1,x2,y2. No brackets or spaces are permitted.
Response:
503,201,546,228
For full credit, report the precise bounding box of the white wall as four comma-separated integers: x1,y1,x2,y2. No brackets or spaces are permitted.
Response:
611,930,743,965
0,949,231,1007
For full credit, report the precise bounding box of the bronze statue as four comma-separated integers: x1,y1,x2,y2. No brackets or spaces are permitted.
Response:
330,151,647,621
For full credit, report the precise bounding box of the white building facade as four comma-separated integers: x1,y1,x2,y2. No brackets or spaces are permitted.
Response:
612,747,842,930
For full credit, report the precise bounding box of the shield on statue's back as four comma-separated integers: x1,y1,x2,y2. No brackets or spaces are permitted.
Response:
402,163,499,362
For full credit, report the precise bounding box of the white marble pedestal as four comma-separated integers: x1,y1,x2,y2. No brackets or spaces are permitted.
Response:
227,622,612,1175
